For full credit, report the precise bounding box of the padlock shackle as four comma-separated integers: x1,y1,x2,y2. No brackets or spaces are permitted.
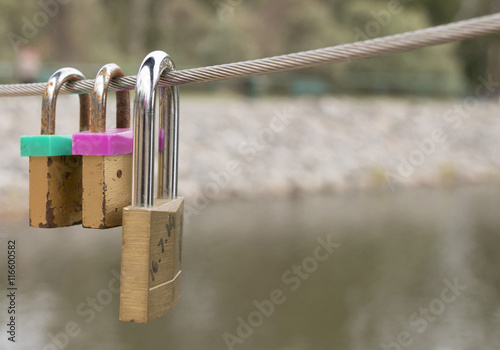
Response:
41,68,90,135
132,51,179,207
91,63,130,133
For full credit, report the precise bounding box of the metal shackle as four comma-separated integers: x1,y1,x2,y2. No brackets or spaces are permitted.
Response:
91,63,130,133
132,51,179,207
41,68,90,135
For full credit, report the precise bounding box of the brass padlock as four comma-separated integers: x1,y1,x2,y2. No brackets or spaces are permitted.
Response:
120,51,183,323
20,68,90,228
72,63,132,228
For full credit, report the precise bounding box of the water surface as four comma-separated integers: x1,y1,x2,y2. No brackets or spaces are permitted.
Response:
1,184,500,350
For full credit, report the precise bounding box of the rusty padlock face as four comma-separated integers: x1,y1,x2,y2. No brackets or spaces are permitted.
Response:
20,68,90,228
72,63,132,228
120,51,183,323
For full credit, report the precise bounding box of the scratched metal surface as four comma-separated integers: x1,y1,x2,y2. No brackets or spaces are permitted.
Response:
0,184,499,349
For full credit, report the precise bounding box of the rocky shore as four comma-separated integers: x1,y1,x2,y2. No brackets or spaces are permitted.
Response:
1,94,499,216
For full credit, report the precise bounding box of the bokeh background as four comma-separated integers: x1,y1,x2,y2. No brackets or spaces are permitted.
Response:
0,1,500,349
0,0,499,94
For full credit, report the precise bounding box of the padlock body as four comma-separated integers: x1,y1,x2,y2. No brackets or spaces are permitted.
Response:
82,154,132,228
29,156,83,228
73,128,133,229
120,197,184,323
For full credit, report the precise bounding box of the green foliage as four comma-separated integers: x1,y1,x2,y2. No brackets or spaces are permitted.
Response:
338,0,465,94
0,0,497,94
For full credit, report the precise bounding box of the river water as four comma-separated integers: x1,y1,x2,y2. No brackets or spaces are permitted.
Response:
1,184,500,350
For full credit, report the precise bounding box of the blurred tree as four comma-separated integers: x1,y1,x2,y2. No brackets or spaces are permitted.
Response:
338,0,465,94
417,0,500,92
155,0,220,67
415,0,460,25
129,0,151,55
0,0,497,93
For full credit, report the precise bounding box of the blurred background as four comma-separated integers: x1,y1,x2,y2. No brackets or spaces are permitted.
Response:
0,0,499,95
1,1,500,349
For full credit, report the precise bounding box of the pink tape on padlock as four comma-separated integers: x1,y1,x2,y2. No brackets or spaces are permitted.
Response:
159,128,164,151
72,127,133,156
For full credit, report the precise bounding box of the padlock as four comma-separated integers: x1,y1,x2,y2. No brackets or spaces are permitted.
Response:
72,63,133,228
20,68,90,228
120,51,183,323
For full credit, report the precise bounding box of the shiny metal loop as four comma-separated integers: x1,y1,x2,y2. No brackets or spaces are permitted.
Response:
132,51,179,207
91,63,130,133
41,68,90,135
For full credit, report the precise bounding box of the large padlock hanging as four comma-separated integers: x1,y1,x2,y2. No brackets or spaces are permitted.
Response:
72,64,133,228
120,51,184,323
20,68,90,228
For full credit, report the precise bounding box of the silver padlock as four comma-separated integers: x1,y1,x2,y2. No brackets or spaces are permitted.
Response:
120,51,183,323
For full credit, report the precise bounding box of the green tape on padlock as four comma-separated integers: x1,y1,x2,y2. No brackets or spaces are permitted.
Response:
20,134,73,157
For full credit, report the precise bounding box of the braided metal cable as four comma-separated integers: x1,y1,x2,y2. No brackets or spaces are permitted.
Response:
1,12,500,97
